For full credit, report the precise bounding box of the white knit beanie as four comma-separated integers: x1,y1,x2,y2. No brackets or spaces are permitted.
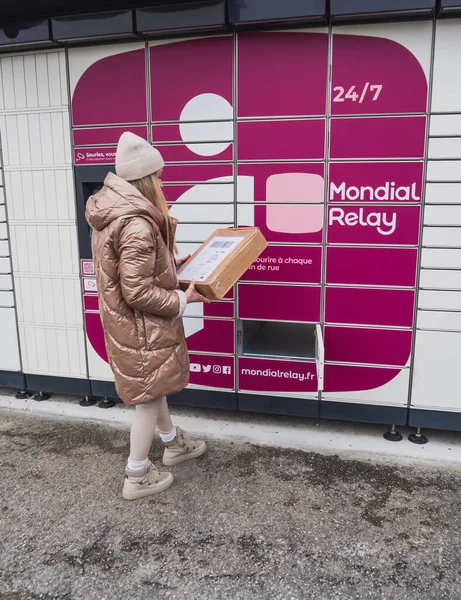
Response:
115,132,164,181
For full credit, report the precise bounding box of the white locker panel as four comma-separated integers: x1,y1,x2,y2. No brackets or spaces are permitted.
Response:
166,182,234,204
0,51,67,111
19,325,86,377
0,290,14,306
0,223,7,238
9,225,79,275
427,160,461,182
176,223,231,243
0,112,71,168
430,114,461,137
0,307,21,371
4,169,75,221
422,227,461,248
0,257,11,272
420,269,461,290
425,183,461,204
15,276,83,327
432,19,461,113
412,330,461,410
428,138,461,160
0,186,4,203
168,203,234,223
418,290,461,311
417,310,461,331
0,240,9,255
421,248,461,269
0,205,5,221
0,274,12,289
424,205,461,226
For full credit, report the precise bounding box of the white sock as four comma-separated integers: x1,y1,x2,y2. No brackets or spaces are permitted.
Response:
127,457,148,471
159,427,177,443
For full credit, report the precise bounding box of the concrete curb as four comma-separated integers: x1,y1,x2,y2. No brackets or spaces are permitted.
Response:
1,388,461,470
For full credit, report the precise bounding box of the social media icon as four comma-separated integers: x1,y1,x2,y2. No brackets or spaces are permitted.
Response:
190,363,201,372
213,365,221,374
223,366,231,375
203,365,212,373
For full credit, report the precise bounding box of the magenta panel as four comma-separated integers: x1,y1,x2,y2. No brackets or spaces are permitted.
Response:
238,284,321,322
237,120,325,161
162,164,233,184
150,37,233,122
326,247,418,287
241,246,322,284
186,319,234,354
330,117,426,159
74,148,116,165
324,326,413,367
237,31,328,117
238,163,325,202
203,302,234,319
73,126,148,147
189,354,234,389
85,312,107,362
324,364,401,393
72,49,147,126
327,205,421,245
331,34,428,115
248,204,323,244
239,357,318,393
83,296,99,311
158,143,233,163
328,162,423,203
325,287,415,327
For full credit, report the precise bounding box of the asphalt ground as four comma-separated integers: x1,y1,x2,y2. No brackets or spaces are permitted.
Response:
1,409,461,600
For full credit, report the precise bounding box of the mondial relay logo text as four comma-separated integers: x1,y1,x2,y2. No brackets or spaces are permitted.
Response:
241,367,315,382
329,180,420,236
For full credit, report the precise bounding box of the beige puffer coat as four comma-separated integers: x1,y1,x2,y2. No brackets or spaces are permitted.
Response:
85,173,190,406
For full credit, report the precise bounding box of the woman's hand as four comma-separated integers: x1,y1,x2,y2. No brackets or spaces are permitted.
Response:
185,281,211,304
176,254,191,269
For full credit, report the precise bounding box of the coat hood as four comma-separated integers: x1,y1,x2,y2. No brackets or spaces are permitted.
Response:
85,172,166,233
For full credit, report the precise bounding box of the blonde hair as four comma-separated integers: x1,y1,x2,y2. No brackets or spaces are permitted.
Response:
129,173,177,255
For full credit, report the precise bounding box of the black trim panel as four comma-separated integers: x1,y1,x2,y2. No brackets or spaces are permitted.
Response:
0,370,25,389
229,0,326,25
0,19,54,50
238,393,319,418
52,10,136,42
25,374,91,395
330,0,435,21
136,1,227,35
170,388,237,410
74,165,114,260
91,379,118,399
409,408,461,431
321,401,407,425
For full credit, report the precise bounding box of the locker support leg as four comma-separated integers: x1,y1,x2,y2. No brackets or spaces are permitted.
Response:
408,427,428,445
80,395,96,407
34,391,51,401
383,424,402,442
15,390,31,400
98,396,115,409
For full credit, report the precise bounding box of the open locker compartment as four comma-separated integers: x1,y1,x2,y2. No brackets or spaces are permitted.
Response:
237,319,325,392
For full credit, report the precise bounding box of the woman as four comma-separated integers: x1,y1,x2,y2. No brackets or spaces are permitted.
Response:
86,132,210,501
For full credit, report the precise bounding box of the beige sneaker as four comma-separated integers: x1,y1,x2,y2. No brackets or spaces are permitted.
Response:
163,427,206,467
122,460,174,501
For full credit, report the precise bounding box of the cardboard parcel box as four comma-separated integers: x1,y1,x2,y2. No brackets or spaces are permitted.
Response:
178,228,268,301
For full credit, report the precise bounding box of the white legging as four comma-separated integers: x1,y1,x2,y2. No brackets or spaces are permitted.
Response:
129,396,174,462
